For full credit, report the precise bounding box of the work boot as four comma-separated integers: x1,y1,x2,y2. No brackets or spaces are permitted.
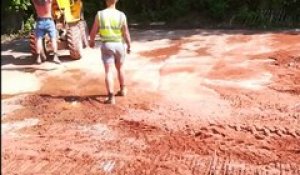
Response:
104,93,116,104
116,87,127,97
52,53,61,64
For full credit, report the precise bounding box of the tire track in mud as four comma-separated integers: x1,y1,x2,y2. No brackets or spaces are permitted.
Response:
3,117,299,174
3,124,300,174
114,118,300,174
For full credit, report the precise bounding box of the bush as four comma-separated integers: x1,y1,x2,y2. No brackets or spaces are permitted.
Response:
2,0,299,34
205,0,229,20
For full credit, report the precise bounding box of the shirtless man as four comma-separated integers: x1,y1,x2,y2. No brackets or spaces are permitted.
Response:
32,0,60,64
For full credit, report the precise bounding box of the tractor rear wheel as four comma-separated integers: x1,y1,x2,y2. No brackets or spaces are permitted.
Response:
29,31,47,60
29,32,37,55
67,25,82,60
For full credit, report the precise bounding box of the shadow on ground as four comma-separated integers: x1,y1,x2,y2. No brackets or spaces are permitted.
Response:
1,39,30,53
40,94,107,104
1,54,80,67
1,55,36,66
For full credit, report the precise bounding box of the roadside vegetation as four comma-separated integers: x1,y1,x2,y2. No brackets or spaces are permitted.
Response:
1,0,299,41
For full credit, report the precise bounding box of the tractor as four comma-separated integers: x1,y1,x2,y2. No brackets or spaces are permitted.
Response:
30,0,89,60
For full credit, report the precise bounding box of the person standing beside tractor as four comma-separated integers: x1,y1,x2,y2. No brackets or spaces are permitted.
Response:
89,0,131,104
31,0,61,64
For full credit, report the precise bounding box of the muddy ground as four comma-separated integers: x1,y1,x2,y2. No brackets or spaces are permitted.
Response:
1,29,300,174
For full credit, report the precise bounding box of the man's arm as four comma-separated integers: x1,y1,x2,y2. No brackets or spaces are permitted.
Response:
121,19,131,54
89,14,99,48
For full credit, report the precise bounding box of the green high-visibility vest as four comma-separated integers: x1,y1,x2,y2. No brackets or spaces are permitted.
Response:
98,10,123,42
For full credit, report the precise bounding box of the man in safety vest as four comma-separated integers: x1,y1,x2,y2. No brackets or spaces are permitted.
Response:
89,0,131,104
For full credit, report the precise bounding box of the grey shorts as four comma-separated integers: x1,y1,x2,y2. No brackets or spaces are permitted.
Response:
101,42,125,64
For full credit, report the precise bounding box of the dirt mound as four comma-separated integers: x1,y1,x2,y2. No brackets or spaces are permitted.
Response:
269,50,300,68
207,60,260,80
267,50,300,94
139,40,182,62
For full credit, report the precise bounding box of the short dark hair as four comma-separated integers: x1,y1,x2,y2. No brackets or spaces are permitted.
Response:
35,0,46,6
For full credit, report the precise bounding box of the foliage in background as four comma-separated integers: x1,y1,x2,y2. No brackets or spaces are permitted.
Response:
205,0,229,20
231,0,300,27
116,0,300,27
1,0,300,35
83,0,105,27
5,0,31,11
2,0,34,34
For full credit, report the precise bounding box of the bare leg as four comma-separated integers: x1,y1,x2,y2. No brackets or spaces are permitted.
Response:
36,38,43,64
51,38,58,54
104,63,115,104
115,60,125,90
51,38,61,64
115,52,127,96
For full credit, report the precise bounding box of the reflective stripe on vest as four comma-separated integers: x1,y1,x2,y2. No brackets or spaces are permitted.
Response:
98,11,123,42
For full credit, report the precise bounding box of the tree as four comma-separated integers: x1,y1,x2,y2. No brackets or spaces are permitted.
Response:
5,0,31,12
1,0,33,33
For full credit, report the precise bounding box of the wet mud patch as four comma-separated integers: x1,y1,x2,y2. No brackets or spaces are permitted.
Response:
38,69,104,96
138,38,210,62
268,50,300,67
226,35,252,44
270,33,300,46
138,39,183,62
3,94,125,124
207,60,261,80
266,51,300,94
196,47,210,56
269,69,300,95
245,48,300,95
118,119,162,135
139,38,199,63
4,88,162,124
1,94,16,100
160,65,196,76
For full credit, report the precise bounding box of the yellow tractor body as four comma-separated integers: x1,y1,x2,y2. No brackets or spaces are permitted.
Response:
55,0,82,23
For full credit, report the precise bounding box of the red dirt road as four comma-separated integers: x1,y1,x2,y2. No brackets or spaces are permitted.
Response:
1,29,300,174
